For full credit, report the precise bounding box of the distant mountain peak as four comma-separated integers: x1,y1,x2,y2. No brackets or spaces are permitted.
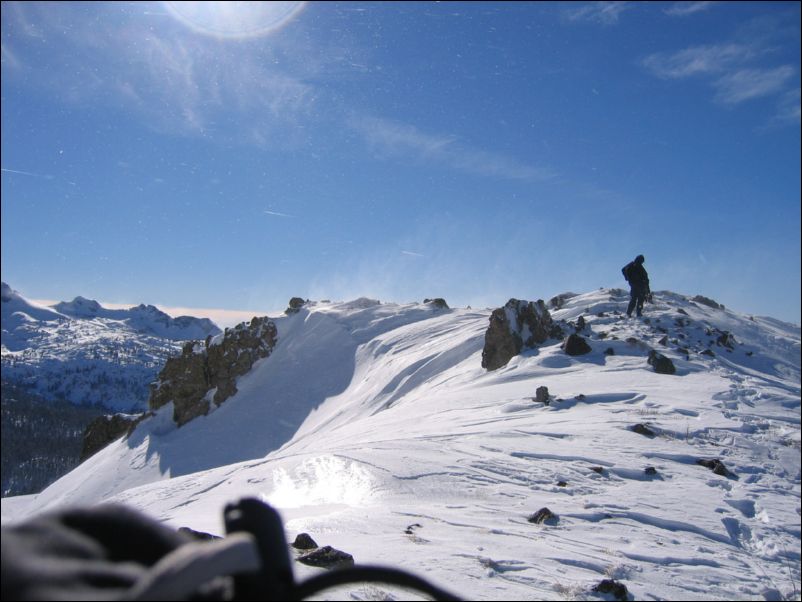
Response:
1,281,16,302
53,296,103,316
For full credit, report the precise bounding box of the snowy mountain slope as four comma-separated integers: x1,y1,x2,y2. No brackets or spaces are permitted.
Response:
2,290,800,600
1,283,221,411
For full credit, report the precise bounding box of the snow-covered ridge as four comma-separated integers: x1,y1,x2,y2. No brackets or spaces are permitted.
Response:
1,283,222,411
2,290,799,600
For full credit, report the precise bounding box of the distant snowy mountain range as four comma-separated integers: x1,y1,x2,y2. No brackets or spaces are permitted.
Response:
3,288,799,600
1,282,221,411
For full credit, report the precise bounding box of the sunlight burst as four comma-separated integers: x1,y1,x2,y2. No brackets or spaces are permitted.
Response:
163,1,305,38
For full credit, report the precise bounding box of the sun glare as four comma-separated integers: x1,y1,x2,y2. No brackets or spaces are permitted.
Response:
163,1,306,39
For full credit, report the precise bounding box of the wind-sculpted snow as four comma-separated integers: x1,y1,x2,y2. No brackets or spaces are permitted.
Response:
2,291,800,601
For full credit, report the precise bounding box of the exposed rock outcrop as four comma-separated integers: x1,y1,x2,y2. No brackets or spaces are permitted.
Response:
527,507,557,524
593,579,630,601
149,316,278,426
423,298,449,309
292,533,319,550
482,299,556,371
647,350,676,375
692,295,725,310
80,413,149,462
562,333,592,356
297,545,355,569
286,297,306,314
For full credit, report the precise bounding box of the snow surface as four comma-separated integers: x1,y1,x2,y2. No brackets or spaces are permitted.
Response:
2,289,800,600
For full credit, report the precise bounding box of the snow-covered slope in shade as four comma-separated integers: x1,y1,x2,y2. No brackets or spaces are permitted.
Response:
1,283,221,410
3,290,800,600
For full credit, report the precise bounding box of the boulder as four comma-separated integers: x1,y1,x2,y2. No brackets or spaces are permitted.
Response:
423,298,449,309
562,333,591,356
292,533,318,550
534,386,550,404
631,423,656,437
593,579,630,601
285,297,306,314
647,350,676,375
527,507,556,524
297,545,354,569
697,458,735,478
481,299,555,371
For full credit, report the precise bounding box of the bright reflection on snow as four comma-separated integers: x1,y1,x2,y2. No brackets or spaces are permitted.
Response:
264,456,375,509
163,1,306,39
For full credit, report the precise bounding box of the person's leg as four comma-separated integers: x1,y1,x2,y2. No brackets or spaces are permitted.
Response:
627,289,637,316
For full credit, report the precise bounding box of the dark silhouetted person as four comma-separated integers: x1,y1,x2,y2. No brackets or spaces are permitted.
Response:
622,254,650,317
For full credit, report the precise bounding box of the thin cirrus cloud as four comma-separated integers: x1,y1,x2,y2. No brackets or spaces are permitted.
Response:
348,115,556,183
642,43,756,79
642,41,798,119
663,2,717,17
563,2,633,26
713,66,796,105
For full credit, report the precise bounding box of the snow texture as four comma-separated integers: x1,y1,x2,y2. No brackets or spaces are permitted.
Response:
2,289,800,600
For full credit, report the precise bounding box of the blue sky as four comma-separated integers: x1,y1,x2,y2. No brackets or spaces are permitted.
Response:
2,1,800,326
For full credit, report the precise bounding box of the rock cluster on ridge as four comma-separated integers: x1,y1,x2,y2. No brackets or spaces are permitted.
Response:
148,316,278,426
481,298,561,371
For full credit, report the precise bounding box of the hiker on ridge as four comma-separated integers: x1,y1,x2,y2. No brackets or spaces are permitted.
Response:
622,254,650,317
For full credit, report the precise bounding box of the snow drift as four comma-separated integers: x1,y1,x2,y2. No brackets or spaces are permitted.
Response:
2,289,800,600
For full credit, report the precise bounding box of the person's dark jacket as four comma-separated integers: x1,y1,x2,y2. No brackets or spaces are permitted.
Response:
623,261,649,292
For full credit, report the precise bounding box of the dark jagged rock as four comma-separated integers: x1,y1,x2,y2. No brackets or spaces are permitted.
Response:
562,333,592,356
481,299,554,371
716,330,736,349
575,315,586,332
644,466,658,475
631,423,656,437
697,458,736,478
593,579,630,601
297,545,355,569
80,412,149,462
535,386,550,404
292,533,318,550
693,295,725,310
149,317,278,426
423,298,449,309
591,466,605,474
647,350,676,375
527,507,556,524
604,347,615,356
285,297,306,314
701,349,716,357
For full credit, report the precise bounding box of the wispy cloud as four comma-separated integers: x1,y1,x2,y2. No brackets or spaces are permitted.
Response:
663,2,717,17
643,43,756,79
772,88,801,125
348,115,556,182
643,36,798,115
713,66,796,105
564,2,632,25
263,210,296,218
401,250,425,257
